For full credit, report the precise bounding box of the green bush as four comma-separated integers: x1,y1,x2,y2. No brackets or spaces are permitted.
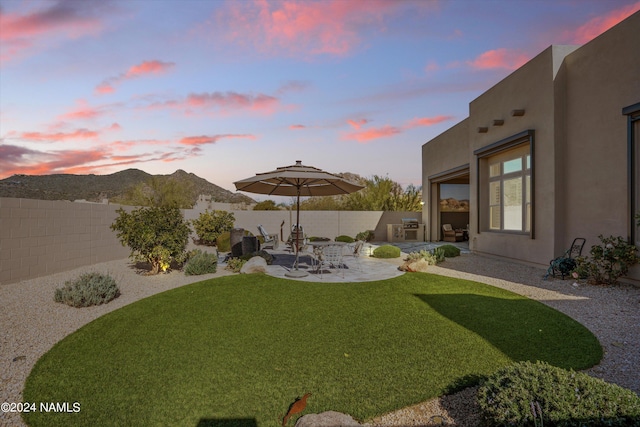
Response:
438,244,461,258
111,206,191,274
573,235,638,285
478,361,640,426
355,230,374,242
372,245,401,258
191,210,235,245
309,236,330,242
216,231,231,252
432,247,446,263
54,273,120,308
184,250,218,276
335,235,355,243
225,257,247,273
240,250,274,265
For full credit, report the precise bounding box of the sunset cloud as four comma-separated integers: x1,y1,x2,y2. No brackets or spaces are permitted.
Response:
58,100,103,121
95,60,175,95
347,119,370,130
146,91,282,116
0,1,107,63
406,115,455,128
344,125,402,143
570,2,640,44
343,114,455,143
289,124,306,130
178,134,256,146
20,129,100,142
467,48,530,70
212,0,408,58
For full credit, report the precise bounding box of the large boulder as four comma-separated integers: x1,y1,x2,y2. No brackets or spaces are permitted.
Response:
240,256,268,274
295,411,361,427
398,258,430,272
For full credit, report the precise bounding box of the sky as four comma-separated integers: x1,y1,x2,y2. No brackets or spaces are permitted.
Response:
1,0,639,201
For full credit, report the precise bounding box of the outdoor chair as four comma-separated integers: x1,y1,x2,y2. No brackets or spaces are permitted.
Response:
318,245,345,278
442,224,464,242
257,224,279,249
286,224,307,253
343,240,364,271
544,237,586,280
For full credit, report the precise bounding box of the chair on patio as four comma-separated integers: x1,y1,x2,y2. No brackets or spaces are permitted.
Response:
286,224,307,253
442,224,464,242
257,224,279,249
544,237,586,280
318,245,345,278
343,240,364,271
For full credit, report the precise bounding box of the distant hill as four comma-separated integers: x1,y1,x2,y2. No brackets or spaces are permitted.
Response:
0,169,255,205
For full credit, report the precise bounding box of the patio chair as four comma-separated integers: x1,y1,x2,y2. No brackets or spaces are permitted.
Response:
286,224,307,253
318,244,345,278
442,224,464,242
544,237,586,280
343,240,364,271
257,224,279,249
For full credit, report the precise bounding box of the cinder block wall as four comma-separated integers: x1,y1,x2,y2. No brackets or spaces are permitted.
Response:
1,197,421,285
0,198,129,285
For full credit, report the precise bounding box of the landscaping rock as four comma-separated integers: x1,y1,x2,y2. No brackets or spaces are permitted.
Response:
240,256,267,274
295,411,361,427
399,258,430,272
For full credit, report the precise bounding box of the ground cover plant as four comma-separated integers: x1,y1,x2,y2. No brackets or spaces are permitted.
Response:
54,272,120,307
24,274,601,427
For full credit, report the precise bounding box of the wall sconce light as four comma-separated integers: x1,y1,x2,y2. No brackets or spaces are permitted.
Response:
511,109,525,116
493,119,504,126
477,127,488,133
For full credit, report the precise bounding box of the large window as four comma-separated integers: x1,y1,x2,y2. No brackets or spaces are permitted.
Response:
475,130,534,236
624,102,640,246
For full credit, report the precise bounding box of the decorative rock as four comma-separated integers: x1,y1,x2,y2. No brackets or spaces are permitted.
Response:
240,256,267,274
295,411,361,427
399,258,431,273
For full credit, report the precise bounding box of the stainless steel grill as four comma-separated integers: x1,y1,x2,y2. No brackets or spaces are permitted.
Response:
402,218,419,229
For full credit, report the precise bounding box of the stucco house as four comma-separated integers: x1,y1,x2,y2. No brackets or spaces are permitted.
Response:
422,11,640,280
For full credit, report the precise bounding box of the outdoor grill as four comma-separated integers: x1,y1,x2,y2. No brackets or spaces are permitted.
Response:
402,218,419,229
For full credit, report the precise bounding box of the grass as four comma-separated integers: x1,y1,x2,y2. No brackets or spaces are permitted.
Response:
23,273,602,427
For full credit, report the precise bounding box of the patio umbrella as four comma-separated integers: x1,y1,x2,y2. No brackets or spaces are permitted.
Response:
233,160,364,277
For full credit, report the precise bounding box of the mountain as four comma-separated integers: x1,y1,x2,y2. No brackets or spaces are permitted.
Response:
0,169,255,205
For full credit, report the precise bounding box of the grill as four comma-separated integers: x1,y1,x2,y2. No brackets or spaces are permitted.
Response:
402,218,419,229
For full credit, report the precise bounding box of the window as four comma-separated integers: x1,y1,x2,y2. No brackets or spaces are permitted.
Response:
623,102,640,246
475,130,534,236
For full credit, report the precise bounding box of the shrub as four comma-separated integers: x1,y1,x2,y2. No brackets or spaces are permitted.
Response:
309,236,330,242
54,272,120,308
225,257,247,273
432,247,446,263
477,361,640,427
184,250,218,276
372,245,401,258
438,244,461,258
216,231,231,252
573,235,638,285
240,250,274,265
356,230,374,242
191,210,235,245
335,235,355,243
111,206,191,274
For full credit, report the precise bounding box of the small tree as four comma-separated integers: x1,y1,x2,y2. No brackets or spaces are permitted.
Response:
111,207,191,274
253,200,280,210
191,209,235,245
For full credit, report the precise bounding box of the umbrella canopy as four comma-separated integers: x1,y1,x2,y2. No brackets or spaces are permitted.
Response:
233,160,363,197
233,160,364,277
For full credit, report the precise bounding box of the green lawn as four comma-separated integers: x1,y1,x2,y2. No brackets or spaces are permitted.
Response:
23,273,602,427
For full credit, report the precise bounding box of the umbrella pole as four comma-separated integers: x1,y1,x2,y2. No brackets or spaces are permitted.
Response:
285,186,308,278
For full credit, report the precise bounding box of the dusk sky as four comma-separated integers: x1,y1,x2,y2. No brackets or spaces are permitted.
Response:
1,0,639,200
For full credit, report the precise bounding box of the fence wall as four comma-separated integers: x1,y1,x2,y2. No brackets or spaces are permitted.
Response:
0,197,421,286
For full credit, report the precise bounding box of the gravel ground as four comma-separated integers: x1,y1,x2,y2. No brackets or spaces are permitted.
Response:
1,253,638,427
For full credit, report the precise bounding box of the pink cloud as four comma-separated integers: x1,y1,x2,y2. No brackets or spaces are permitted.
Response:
95,60,175,95
406,115,455,128
179,134,256,146
347,119,370,130
0,144,107,177
213,0,405,58
467,48,530,70
20,128,100,142
58,100,102,121
571,2,640,44
0,1,106,63
344,125,402,143
146,91,282,116
289,124,306,130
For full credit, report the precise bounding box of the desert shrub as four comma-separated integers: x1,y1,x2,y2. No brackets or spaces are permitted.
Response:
432,247,446,263
477,361,640,427
438,244,461,258
111,206,190,274
184,250,217,276
216,231,231,252
54,272,120,308
309,236,330,242
573,235,638,285
240,250,274,265
225,257,247,273
335,235,355,243
372,245,401,258
191,210,235,245
356,230,374,242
